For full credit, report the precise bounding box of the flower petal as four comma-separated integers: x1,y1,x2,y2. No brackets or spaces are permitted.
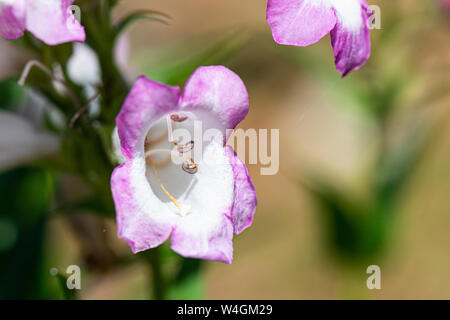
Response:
330,0,371,76
25,0,85,45
0,0,26,40
266,0,337,46
180,66,249,143
170,139,235,264
111,158,175,253
116,76,180,159
225,146,257,235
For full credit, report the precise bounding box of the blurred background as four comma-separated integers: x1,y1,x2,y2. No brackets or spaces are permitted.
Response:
1,0,450,299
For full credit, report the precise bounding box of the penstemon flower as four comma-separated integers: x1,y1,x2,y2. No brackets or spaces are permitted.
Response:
0,0,85,45
266,0,372,76
111,66,257,264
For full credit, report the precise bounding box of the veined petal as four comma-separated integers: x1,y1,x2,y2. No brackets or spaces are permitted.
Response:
25,0,85,45
0,0,26,40
116,76,180,159
330,0,371,76
180,66,249,143
111,158,175,253
266,0,337,46
225,146,257,235
171,139,235,264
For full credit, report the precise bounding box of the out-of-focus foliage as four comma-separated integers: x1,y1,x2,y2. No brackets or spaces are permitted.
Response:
0,167,58,299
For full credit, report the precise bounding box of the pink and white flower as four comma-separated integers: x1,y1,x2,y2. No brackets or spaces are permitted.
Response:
111,66,257,264
266,0,372,76
0,0,85,45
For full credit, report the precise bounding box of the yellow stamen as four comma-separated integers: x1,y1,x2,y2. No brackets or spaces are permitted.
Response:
147,155,187,212
145,131,168,149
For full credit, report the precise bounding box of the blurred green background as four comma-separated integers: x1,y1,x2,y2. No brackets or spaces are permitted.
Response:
1,0,450,299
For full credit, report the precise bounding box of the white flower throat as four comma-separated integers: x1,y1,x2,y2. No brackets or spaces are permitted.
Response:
145,114,198,216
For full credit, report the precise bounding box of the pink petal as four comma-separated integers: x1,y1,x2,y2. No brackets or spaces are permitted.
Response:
225,146,257,235
25,0,85,45
0,1,26,40
170,141,236,264
180,66,249,143
111,160,175,253
116,76,180,159
330,0,372,76
266,0,337,46
171,214,234,264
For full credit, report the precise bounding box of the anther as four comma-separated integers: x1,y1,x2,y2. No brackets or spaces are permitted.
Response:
170,114,188,122
182,162,198,174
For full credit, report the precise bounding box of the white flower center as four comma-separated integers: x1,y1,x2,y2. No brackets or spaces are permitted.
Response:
144,114,198,217
329,0,363,30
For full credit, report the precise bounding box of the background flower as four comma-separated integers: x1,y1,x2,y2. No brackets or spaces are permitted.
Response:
266,0,372,75
0,0,85,45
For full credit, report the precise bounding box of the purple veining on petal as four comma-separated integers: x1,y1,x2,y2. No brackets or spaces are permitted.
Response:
225,146,257,235
0,2,25,40
266,0,337,47
266,0,372,75
330,1,372,76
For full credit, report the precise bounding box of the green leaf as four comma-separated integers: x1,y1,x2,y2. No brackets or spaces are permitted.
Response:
375,118,430,209
114,10,171,38
302,175,390,262
0,78,25,111
0,166,59,299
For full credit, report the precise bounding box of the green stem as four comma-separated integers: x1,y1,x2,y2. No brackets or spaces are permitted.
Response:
144,247,166,300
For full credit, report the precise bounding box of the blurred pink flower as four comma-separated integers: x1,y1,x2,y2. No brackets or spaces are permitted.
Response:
444,0,450,9
111,66,257,264
266,0,372,76
0,0,85,45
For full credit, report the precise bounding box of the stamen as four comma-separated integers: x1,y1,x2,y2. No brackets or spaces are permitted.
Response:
176,140,194,154
171,140,198,174
147,155,190,215
145,148,198,173
145,131,168,150
166,115,174,143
